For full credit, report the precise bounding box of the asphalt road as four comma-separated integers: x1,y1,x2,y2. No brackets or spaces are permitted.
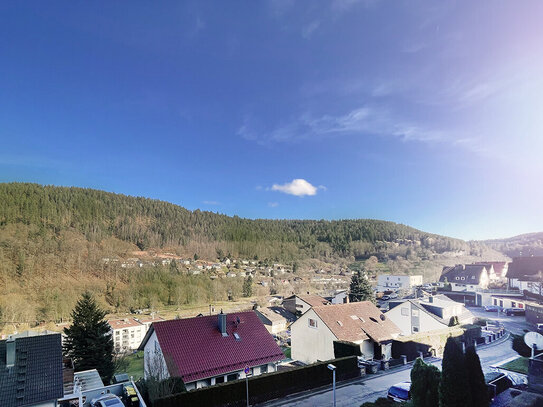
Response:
258,308,531,407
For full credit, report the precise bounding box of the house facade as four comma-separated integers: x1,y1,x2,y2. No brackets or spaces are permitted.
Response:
439,264,489,292
138,311,284,390
385,295,474,336
291,302,401,364
109,318,147,353
283,294,330,315
376,275,423,292
507,257,543,295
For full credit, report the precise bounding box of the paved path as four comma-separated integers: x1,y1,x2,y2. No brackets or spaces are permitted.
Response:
259,327,520,406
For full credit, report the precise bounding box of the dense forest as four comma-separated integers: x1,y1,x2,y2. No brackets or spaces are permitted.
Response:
484,232,543,258
0,183,502,330
0,183,474,260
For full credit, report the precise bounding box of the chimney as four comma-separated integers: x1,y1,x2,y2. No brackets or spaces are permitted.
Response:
6,337,16,368
218,310,228,337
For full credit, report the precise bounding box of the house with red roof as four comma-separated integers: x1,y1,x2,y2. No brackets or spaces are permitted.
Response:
138,311,284,390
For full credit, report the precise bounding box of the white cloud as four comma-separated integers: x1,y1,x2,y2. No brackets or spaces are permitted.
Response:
271,179,321,197
268,202,279,207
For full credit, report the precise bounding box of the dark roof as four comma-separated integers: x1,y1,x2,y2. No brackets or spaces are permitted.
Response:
0,333,63,407
139,311,284,383
439,264,487,283
507,257,543,279
473,261,507,276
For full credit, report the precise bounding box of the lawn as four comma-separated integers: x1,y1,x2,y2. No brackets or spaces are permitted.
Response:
116,351,145,380
501,357,529,375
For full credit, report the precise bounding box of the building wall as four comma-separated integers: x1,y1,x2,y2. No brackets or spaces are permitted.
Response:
143,331,169,380
186,362,278,390
291,309,339,363
112,323,146,353
331,291,348,304
377,275,423,291
491,297,526,309
385,303,445,336
526,303,543,326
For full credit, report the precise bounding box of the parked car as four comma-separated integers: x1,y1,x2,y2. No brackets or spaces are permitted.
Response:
389,293,398,299
503,308,525,316
381,295,391,301
387,381,411,402
91,395,124,407
484,305,500,312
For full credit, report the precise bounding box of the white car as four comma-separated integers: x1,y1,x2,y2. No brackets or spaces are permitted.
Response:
91,395,124,407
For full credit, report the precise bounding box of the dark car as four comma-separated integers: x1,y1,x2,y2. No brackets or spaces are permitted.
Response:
484,305,500,312
387,381,411,402
503,308,525,316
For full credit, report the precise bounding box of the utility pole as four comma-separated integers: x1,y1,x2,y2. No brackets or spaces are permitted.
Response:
327,364,336,407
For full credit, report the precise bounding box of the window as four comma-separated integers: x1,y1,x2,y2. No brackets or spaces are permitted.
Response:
456,277,459,280
519,303,524,309
472,276,476,279
337,321,343,326
308,318,318,328
413,327,419,332
260,364,268,374
512,301,516,307
401,308,409,316
412,309,419,317
398,277,401,281
215,376,225,384
461,277,465,281
227,374,238,382
494,299,498,305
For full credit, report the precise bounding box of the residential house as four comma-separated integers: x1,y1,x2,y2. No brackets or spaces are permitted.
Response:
473,261,508,282
138,311,284,390
377,275,423,292
507,257,543,294
290,301,401,364
109,318,146,353
255,307,289,334
490,295,525,309
385,294,474,336
0,331,64,407
325,289,349,304
439,264,489,291
283,294,331,315
526,302,543,326
137,315,165,332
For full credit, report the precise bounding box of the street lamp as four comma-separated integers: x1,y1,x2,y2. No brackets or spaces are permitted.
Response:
327,364,336,407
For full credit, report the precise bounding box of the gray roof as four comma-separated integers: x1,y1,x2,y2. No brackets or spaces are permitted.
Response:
0,333,64,407
439,264,487,283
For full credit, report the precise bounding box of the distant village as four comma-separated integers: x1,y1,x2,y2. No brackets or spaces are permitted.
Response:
2,255,543,406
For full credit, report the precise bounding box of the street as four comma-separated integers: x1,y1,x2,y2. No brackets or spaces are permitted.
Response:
259,308,530,407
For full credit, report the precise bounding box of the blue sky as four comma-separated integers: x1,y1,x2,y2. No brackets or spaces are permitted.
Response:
1,1,543,240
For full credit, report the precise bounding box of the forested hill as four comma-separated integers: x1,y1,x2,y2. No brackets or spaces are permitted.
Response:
0,182,472,261
484,232,543,258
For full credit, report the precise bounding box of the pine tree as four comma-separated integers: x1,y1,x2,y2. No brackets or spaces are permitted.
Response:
439,337,470,407
242,276,253,297
410,358,441,407
63,292,115,383
465,346,489,407
349,271,375,303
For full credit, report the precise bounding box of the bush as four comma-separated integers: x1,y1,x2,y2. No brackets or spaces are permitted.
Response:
512,334,532,357
360,397,397,407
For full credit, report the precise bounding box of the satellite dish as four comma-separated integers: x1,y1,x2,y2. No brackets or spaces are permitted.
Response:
524,331,543,350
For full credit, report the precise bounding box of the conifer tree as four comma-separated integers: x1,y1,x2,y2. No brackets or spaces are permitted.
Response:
465,346,489,407
439,337,470,407
410,358,441,407
349,271,375,303
64,292,115,383
242,276,253,297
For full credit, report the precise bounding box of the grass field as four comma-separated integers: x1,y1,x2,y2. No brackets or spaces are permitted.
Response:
501,357,529,375
116,351,145,380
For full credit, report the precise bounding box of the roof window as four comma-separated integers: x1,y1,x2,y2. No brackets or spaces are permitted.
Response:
337,321,343,326
350,315,358,320
233,332,241,341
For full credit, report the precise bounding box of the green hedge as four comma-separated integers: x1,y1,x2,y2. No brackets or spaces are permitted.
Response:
155,356,361,407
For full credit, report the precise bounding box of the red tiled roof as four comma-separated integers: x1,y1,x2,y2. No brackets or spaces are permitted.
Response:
297,295,331,307
312,301,401,343
152,311,284,383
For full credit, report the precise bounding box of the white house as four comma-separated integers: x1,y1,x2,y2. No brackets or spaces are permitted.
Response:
326,289,349,304
377,275,423,292
138,311,284,390
109,318,146,353
255,307,289,334
439,264,489,292
290,301,401,364
385,295,474,336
